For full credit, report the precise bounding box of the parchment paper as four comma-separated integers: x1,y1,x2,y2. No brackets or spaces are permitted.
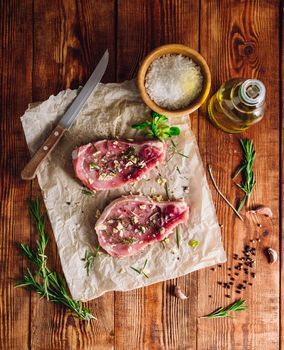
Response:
21,80,226,301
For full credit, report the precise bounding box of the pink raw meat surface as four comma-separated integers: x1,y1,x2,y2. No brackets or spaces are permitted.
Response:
95,195,189,258
72,139,166,191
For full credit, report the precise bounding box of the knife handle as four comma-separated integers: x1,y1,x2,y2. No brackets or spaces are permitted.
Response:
21,124,66,180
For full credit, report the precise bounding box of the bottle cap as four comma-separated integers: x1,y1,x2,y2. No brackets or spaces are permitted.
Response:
240,79,266,106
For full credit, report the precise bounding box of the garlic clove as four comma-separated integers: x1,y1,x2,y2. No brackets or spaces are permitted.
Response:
250,206,273,218
266,248,277,264
174,286,188,300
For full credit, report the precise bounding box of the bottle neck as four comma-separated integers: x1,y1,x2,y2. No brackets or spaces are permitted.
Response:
238,79,266,106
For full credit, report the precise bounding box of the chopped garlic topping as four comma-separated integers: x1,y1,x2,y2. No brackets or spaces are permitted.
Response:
152,194,163,202
157,176,167,186
117,222,124,230
93,151,101,156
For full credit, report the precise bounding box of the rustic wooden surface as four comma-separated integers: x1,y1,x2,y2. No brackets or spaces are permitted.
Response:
0,0,282,349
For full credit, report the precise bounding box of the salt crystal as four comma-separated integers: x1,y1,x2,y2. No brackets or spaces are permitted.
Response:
145,54,203,110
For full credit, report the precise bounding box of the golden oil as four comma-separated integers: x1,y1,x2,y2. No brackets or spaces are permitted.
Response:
208,78,266,133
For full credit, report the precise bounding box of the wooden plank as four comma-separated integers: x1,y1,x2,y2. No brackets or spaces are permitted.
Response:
0,0,33,349
31,1,115,349
116,1,199,349
198,1,280,349
281,2,283,349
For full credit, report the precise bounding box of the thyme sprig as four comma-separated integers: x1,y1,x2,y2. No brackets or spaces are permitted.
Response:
201,299,247,319
132,111,180,142
235,139,256,212
16,199,95,321
83,246,101,276
130,259,149,278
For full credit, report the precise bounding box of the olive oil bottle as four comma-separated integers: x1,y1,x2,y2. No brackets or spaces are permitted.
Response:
208,78,266,133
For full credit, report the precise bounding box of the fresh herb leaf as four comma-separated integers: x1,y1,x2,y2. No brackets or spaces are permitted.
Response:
201,299,247,319
83,246,101,276
169,127,180,136
235,139,256,212
130,259,149,278
16,199,96,321
132,121,151,130
188,239,199,249
132,111,180,142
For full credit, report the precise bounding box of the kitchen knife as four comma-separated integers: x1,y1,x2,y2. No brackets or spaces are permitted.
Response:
21,50,109,180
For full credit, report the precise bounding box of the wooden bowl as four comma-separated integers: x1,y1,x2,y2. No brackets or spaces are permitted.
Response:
137,44,211,117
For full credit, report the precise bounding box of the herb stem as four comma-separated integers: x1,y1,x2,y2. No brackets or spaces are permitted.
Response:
130,259,149,278
176,227,180,248
201,299,247,319
17,199,96,321
235,139,256,212
207,164,244,222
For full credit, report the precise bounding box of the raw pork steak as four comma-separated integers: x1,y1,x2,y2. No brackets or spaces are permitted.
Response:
95,195,189,257
72,140,166,191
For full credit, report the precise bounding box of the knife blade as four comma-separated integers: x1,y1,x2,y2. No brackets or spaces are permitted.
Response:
21,50,109,180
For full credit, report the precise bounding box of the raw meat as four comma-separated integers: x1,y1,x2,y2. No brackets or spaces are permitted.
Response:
72,140,166,191
95,195,189,258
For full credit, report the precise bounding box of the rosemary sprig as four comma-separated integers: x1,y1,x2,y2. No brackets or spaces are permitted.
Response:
169,139,189,160
130,259,149,278
235,139,256,212
201,299,247,319
16,199,95,321
82,187,96,196
83,246,101,276
207,164,244,221
132,111,180,142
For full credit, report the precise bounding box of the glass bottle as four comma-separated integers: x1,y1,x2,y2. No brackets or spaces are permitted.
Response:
208,78,266,133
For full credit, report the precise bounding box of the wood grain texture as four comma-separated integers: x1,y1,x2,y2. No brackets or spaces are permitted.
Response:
0,0,282,349
198,1,280,349
30,1,116,349
0,0,33,349
116,1,199,349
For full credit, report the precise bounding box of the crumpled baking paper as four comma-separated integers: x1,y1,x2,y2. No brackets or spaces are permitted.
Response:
21,80,226,301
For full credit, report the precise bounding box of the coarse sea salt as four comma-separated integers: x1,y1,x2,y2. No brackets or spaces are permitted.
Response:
145,54,203,110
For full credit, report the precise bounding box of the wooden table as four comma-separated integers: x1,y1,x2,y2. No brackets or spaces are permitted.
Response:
1,1,282,349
